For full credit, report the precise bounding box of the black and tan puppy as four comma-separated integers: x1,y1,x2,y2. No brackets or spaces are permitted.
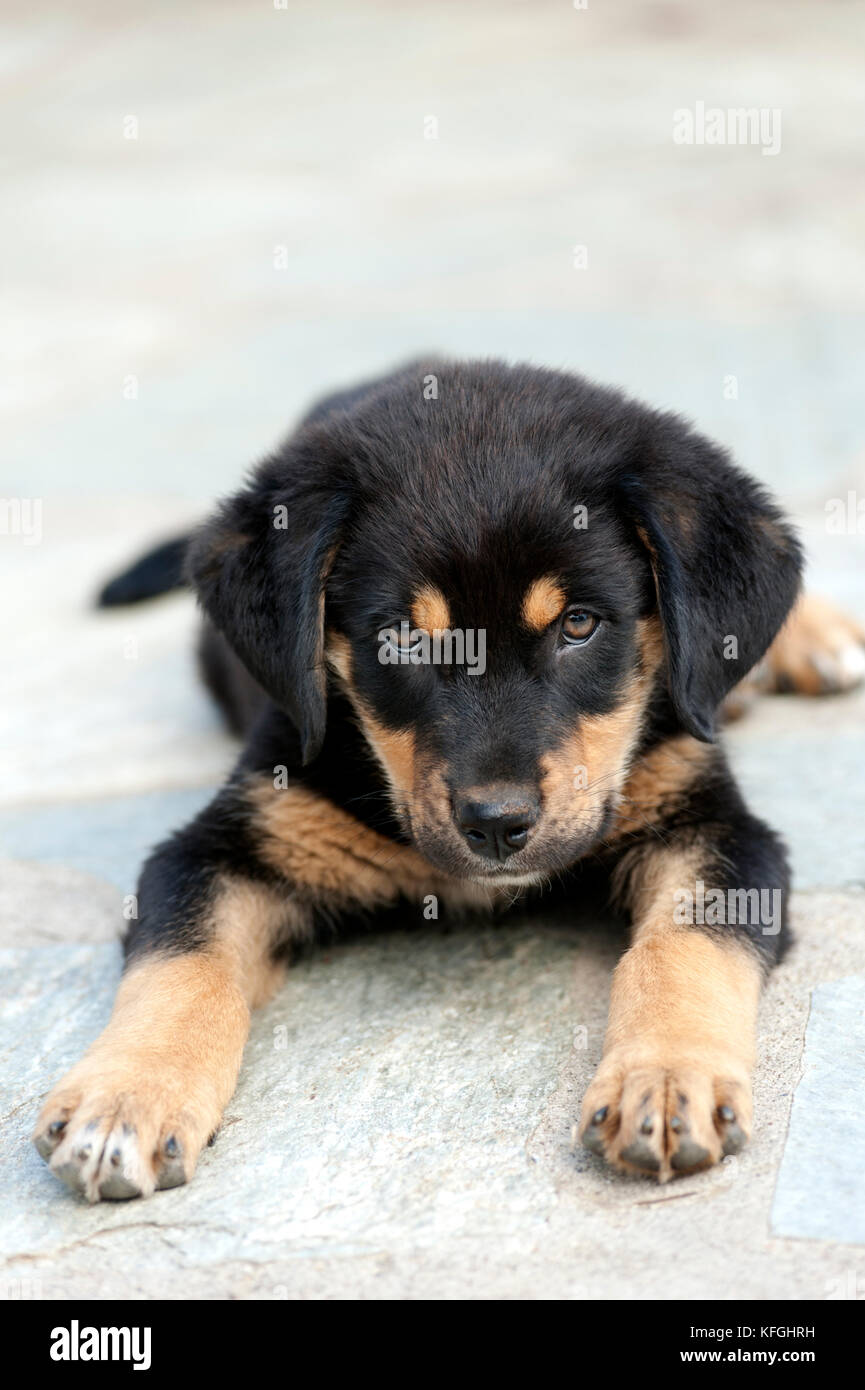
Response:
33,359,865,1199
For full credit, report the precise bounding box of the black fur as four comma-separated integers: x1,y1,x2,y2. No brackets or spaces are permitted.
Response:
97,534,189,606
108,359,801,970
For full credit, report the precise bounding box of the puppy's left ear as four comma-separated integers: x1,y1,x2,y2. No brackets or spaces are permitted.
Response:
187,440,353,764
620,434,803,741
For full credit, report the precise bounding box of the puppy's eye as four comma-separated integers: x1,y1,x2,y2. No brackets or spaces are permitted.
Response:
561,609,599,645
380,624,424,656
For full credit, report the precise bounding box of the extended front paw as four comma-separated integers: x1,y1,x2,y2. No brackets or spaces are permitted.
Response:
579,1054,751,1181
765,594,865,695
32,1060,215,1202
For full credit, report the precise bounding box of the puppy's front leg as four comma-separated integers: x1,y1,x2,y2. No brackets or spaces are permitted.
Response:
579,806,785,1180
32,768,426,1200
32,840,300,1201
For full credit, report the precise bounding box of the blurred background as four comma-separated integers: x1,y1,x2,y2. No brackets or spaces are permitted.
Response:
2,0,865,1302
3,0,863,842
4,0,865,503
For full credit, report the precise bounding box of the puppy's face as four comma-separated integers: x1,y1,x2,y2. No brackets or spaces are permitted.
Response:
189,359,802,885
328,493,662,883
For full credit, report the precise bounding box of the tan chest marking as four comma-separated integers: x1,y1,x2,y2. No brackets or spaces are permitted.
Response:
609,734,712,840
248,777,504,913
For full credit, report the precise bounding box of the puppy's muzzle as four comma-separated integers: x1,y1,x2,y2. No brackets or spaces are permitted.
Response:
454,787,540,861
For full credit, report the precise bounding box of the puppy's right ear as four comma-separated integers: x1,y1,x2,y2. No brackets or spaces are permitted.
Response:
618,438,802,742
187,444,352,764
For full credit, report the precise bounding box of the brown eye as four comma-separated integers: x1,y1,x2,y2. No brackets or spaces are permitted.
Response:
561,609,598,645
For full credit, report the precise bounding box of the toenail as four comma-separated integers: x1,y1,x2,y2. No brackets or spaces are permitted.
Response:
718,1104,735,1123
671,1139,710,1171
582,1123,606,1156
592,1107,608,1125
670,1115,683,1132
722,1123,747,1156
621,1139,660,1172
640,1116,653,1135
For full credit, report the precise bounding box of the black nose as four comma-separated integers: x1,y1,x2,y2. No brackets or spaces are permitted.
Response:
455,789,540,861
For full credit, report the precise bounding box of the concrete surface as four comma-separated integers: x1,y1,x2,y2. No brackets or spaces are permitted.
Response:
1,0,864,1300
3,893,865,1301
771,976,865,1246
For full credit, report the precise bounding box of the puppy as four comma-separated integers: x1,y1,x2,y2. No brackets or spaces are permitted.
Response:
33,359,865,1199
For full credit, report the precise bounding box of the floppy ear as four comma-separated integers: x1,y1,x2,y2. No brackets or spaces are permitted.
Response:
619,437,803,741
187,444,352,764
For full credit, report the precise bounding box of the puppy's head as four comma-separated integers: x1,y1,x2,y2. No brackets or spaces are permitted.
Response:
189,361,801,882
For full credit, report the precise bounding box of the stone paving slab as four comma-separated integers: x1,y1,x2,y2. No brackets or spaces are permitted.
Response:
2,890,864,1301
771,976,865,1246
3,0,865,1304
0,788,217,896
0,499,235,809
724,688,865,891
0,862,122,948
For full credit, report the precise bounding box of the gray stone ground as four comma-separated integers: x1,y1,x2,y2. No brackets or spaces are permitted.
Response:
1,0,864,1300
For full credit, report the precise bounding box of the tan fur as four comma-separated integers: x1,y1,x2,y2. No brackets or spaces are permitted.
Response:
762,593,865,694
403,756,461,865
250,777,428,907
540,617,664,833
249,776,501,913
209,876,296,1007
581,844,761,1181
610,841,705,928
325,634,417,804
725,593,865,715
357,712,416,805
610,925,760,1061
325,630,352,680
32,951,252,1200
521,576,567,632
609,734,712,841
411,584,451,634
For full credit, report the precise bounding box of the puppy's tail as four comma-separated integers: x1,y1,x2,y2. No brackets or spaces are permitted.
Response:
96,534,191,607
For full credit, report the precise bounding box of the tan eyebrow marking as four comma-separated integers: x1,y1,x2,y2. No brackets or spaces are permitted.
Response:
411,584,451,633
521,577,567,632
